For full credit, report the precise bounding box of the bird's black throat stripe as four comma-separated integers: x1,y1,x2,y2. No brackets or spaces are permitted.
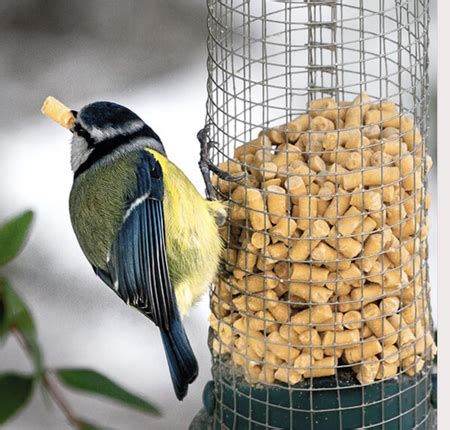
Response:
74,125,162,179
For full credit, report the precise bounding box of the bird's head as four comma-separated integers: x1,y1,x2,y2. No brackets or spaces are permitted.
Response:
41,97,166,176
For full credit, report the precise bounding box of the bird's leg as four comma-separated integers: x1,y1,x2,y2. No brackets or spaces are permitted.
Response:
197,126,245,201
198,125,217,200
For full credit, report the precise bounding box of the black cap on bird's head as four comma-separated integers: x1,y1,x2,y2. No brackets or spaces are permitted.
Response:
74,101,141,133
69,101,166,176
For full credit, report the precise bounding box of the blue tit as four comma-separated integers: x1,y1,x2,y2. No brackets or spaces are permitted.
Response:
52,100,231,400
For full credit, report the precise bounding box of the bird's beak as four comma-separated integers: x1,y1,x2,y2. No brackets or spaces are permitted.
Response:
69,110,78,133
41,96,76,130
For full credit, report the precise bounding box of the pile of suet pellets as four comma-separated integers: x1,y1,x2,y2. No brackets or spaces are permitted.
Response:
209,93,436,386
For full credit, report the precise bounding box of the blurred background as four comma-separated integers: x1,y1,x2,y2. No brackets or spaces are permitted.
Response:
0,1,437,429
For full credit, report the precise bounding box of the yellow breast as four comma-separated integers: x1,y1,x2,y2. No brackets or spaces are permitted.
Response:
146,149,223,316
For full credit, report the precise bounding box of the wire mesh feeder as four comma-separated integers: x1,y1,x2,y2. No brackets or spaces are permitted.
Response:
197,1,436,429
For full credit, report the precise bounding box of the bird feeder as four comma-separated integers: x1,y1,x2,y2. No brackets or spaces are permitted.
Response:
192,0,436,428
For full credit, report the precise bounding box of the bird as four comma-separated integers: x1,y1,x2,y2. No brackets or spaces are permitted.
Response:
57,100,233,400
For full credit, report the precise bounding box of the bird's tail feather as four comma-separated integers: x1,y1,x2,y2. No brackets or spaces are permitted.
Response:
160,313,199,401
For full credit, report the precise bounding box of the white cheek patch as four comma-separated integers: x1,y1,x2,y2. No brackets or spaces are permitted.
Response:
86,119,144,142
71,135,93,172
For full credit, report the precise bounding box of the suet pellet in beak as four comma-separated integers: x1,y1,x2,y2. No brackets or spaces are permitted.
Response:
41,96,76,129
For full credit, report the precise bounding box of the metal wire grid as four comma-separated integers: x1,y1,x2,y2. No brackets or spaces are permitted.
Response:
204,0,433,428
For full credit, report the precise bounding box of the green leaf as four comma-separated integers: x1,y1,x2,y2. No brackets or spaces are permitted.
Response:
0,373,34,424
0,282,6,337
78,419,103,430
0,211,34,266
0,278,43,377
56,369,160,417
0,278,35,336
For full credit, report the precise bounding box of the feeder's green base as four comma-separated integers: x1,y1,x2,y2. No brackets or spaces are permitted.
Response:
190,408,437,430
190,408,212,430
192,369,435,430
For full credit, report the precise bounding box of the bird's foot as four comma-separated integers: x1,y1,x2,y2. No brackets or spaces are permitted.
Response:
197,125,245,201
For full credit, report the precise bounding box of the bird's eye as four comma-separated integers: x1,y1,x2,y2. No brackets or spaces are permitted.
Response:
73,123,95,148
74,124,88,138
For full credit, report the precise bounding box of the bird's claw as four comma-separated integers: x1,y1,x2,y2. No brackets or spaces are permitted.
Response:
198,159,218,201
208,162,246,182
197,125,246,201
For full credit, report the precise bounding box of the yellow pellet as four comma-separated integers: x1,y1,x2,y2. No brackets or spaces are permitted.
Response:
297,329,324,360
315,313,345,332
309,97,339,121
336,206,363,236
284,175,307,201
296,196,318,230
345,92,371,128
294,352,315,374
350,189,383,212
311,116,335,132
272,143,302,167
402,355,425,377
326,227,362,259
322,329,360,349
289,282,334,304
343,310,363,330
363,304,398,346
211,93,433,387
291,264,329,284
234,135,272,158
342,167,400,191
267,331,300,363
233,242,258,279
376,363,399,380
303,357,337,378
356,357,380,385
323,192,352,225
247,189,271,231
344,336,383,364
269,218,298,245
380,296,400,315
291,220,330,261
291,305,333,334
388,314,415,347
274,367,303,384
251,231,269,249
380,344,400,365
267,185,287,224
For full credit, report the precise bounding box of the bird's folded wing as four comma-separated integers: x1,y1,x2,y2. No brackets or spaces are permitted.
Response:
105,151,176,330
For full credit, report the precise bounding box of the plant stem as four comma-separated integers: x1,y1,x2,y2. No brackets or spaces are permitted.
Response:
12,327,83,429
43,371,82,428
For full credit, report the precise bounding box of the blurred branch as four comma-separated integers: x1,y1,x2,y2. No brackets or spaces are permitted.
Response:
0,210,160,429
12,327,83,428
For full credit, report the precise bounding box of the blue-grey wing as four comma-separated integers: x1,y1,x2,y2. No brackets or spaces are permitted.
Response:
98,150,176,330
93,150,198,400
